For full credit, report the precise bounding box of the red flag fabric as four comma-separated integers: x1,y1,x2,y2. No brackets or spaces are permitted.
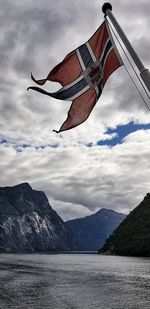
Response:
28,20,123,132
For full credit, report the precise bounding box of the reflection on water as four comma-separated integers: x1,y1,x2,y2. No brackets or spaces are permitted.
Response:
0,253,150,309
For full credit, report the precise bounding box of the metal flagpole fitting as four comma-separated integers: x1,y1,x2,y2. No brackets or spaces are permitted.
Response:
102,2,150,93
102,2,112,16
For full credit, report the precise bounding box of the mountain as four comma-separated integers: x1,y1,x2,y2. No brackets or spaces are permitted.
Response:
0,183,79,253
65,208,126,251
99,193,150,256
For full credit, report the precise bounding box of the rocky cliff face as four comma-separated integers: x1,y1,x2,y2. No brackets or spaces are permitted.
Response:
99,193,150,256
65,208,126,251
0,183,79,252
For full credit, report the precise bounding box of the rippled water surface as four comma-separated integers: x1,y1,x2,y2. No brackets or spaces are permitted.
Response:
0,253,150,309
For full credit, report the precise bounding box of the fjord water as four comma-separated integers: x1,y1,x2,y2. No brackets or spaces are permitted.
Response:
0,254,149,309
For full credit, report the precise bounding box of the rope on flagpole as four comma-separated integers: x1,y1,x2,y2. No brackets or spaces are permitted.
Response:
106,18,150,111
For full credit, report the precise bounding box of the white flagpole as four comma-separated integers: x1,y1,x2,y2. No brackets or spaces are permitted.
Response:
102,2,150,93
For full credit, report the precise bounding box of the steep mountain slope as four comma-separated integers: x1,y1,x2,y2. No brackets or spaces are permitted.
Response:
99,193,150,256
65,208,126,251
0,183,79,252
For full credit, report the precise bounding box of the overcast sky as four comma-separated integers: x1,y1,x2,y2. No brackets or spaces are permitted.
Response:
0,0,150,221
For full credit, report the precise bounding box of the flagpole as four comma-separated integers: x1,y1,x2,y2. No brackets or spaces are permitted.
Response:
102,2,150,93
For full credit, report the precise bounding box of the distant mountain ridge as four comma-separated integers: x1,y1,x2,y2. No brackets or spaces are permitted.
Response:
99,193,150,256
65,208,126,251
0,183,79,252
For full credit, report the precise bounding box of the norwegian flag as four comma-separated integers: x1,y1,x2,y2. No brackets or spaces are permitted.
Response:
28,20,123,133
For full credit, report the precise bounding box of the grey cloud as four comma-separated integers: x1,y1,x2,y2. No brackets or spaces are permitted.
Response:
0,128,150,219
0,0,150,220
